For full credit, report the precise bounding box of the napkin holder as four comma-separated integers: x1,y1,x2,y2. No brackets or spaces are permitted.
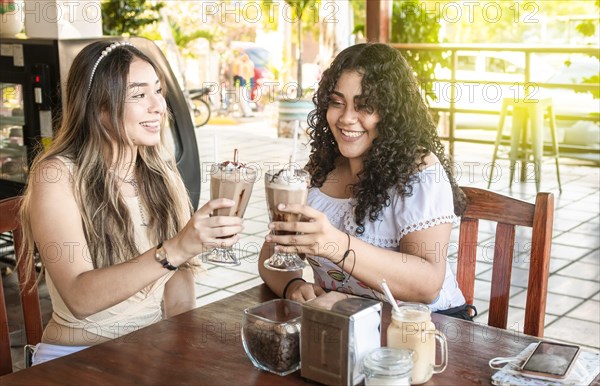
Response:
301,291,382,385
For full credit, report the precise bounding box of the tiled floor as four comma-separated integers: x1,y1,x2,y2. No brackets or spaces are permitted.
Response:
3,110,599,373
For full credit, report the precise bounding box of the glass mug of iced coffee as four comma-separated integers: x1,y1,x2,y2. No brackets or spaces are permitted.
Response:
386,303,448,384
264,168,310,271
203,157,257,266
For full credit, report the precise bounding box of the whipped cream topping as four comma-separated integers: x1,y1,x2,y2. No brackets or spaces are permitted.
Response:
268,168,308,189
220,160,245,171
214,161,257,182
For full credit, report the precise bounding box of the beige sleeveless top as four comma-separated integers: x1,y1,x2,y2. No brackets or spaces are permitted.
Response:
44,157,174,341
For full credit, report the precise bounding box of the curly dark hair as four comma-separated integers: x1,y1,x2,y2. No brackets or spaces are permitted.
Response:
306,43,466,233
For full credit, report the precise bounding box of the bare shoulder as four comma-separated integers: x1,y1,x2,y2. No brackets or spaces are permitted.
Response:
28,157,77,213
27,157,85,260
29,157,74,193
416,151,441,172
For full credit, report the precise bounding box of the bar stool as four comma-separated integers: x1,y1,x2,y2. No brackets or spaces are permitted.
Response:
488,97,562,193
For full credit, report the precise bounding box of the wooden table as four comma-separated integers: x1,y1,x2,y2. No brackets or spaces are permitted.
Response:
0,285,561,385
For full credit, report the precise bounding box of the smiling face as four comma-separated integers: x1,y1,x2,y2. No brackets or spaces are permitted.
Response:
326,70,380,164
123,58,166,147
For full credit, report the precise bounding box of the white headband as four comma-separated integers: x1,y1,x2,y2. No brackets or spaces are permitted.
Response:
88,41,134,91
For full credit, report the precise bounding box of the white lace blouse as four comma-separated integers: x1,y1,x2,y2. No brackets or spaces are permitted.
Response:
306,163,466,312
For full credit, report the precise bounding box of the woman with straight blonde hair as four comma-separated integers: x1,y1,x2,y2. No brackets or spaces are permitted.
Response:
20,40,243,364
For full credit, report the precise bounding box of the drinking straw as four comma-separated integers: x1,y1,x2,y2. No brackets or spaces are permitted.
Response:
288,155,295,175
234,148,239,164
213,134,219,164
290,120,299,167
379,279,401,313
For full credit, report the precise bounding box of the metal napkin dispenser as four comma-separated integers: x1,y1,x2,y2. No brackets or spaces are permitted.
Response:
301,291,382,385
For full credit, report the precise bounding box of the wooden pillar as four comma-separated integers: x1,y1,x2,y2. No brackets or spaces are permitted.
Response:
366,0,390,43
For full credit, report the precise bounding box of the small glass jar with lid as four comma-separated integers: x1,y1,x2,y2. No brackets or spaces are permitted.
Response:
360,347,414,386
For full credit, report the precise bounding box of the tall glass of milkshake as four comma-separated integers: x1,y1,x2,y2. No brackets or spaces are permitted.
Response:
264,168,310,271
203,154,257,266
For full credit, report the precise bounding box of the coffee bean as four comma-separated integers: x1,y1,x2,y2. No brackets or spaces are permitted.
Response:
244,318,300,373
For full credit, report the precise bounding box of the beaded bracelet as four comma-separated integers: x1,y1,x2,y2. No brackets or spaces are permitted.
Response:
282,277,306,299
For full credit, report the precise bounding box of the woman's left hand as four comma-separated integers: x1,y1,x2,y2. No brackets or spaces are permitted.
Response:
265,203,345,262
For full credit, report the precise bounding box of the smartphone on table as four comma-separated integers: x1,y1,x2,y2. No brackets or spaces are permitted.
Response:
520,341,581,379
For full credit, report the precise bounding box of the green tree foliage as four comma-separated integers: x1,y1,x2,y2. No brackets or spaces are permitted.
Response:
574,0,599,44
170,20,214,58
439,0,599,44
390,1,447,101
259,0,319,34
576,20,597,38
0,2,17,14
578,0,600,36
575,0,599,98
350,0,365,33
101,0,164,36
279,0,319,97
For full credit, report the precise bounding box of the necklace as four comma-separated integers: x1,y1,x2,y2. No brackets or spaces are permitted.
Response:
120,176,148,227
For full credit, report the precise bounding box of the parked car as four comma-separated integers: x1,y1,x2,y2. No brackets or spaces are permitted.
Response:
435,51,533,84
539,54,599,118
432,51,554,111
431,51,599,134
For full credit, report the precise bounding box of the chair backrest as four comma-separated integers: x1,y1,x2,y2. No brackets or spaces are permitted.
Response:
456,187,554,337
0,196,43,376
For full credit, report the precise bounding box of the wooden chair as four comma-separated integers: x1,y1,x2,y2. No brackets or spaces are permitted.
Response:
456,187,554,337
0,196,43,376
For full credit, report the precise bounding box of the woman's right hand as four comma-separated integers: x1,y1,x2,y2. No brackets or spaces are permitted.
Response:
286,281,326,303
167,198,244,264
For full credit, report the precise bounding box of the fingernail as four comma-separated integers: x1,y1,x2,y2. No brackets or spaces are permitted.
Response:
268,223,274,229
278,203,286,210
265,235,272,242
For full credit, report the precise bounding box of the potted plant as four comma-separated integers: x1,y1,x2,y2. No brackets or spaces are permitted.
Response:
0,1,23,38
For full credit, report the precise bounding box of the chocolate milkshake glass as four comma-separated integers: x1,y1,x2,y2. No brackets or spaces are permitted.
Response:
203,160,257,266
264,168,310,271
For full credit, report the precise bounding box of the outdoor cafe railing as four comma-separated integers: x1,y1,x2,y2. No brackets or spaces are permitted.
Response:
390,43,600,161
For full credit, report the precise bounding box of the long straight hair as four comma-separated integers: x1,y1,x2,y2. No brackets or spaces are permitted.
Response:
19,41,191,277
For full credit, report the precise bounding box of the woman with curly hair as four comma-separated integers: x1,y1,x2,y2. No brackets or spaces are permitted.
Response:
259,43,473,319
20,40,243,364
